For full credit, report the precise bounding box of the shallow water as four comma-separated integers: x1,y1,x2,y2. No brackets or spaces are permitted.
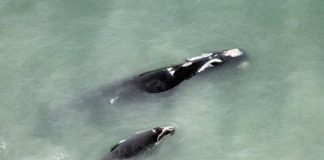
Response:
1,0,324,160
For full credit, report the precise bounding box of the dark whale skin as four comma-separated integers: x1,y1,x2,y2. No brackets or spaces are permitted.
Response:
102,126,175,160
103,130,157,160
135,51,237,93
135,68,183,93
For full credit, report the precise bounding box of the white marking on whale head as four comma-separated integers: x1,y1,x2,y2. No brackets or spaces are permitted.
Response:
223,48,243,57
156,126,176,142
197,58,222,73
181,61,193,67
187,53,213,61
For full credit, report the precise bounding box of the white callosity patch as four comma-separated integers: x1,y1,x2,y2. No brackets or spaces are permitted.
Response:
223,48,243,57
156,126,175,142
197,58,222,73
166,67,175,76
187,53,213,61
181,61,193,67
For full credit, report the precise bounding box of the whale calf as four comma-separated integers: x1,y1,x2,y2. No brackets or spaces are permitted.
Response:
102,126,175,160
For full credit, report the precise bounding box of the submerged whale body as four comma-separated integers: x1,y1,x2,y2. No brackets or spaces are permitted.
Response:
135,48,244,93
102,126,175,160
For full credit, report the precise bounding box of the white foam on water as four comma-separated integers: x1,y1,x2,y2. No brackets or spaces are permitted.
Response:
51,152,70,160
110,96,119,104
238,61,250,69
0,141,7,153
223,48,243,57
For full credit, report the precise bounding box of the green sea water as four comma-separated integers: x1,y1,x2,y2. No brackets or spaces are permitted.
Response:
1,0,324,160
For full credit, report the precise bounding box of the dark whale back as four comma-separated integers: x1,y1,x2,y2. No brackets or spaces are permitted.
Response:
136,69,183,93
136,59,209,93
103,130,158,160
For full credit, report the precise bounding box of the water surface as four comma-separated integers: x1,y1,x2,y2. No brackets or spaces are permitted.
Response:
1,0,324,160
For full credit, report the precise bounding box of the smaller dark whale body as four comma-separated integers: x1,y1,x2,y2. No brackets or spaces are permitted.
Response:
135,48,244,93
103,126,175,160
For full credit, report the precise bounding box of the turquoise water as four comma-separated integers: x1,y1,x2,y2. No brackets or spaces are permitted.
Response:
1,0,324,160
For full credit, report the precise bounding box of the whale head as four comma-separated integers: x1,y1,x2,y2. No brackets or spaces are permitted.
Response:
182,48,244,74
153,126,176,142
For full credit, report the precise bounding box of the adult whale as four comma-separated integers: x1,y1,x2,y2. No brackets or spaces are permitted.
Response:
102,126,175,160
83,48,245,105
134,48,244,93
